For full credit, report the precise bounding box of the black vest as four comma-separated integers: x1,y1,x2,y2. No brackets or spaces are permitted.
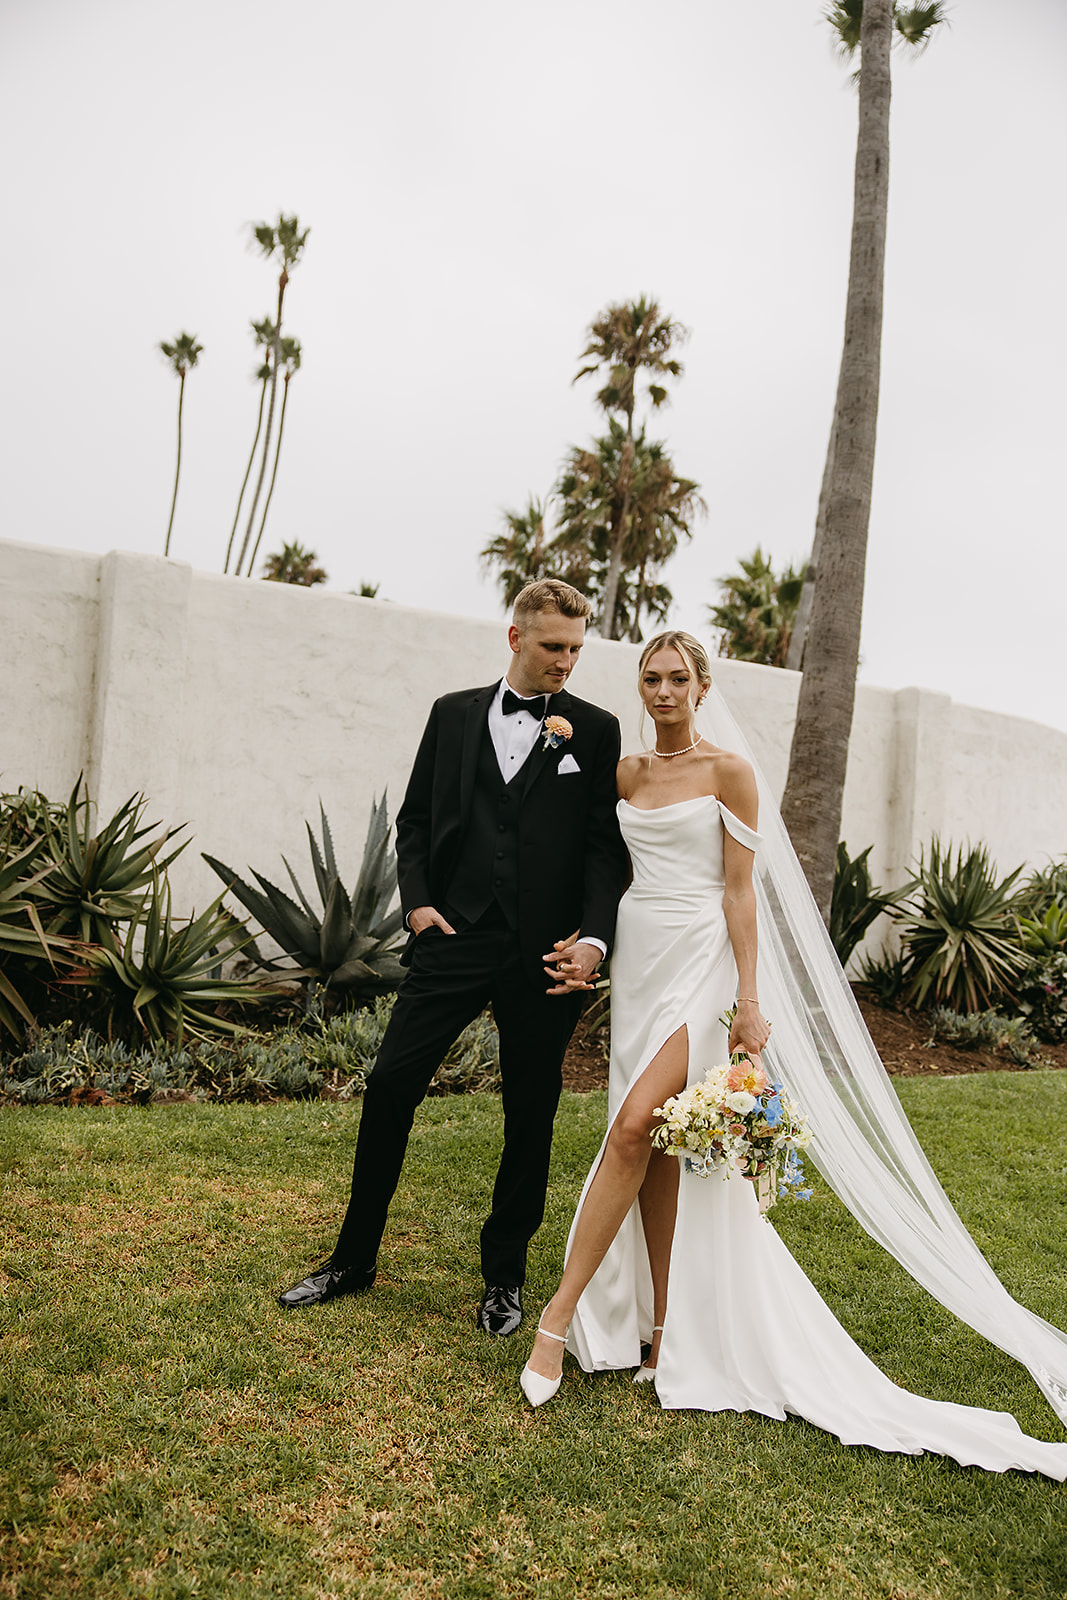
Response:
446,719,532,927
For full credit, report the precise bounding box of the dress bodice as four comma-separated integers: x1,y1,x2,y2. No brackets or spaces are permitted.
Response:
618,796,760,895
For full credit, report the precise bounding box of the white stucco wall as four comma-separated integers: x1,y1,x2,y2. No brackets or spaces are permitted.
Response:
2,537,1064,922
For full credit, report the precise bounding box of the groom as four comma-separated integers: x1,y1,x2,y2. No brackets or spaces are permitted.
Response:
278,578,626,1334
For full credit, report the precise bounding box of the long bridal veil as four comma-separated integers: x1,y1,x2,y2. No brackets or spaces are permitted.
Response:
701,684,1067,1427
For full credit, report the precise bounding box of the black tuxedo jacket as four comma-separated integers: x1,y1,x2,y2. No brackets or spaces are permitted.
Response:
395,681,626,970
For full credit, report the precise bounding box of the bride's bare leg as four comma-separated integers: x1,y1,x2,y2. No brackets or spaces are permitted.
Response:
637,1147,680,1369
527,1028,689,1382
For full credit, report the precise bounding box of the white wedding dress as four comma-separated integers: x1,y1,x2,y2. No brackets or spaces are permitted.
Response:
565,794,1067,1478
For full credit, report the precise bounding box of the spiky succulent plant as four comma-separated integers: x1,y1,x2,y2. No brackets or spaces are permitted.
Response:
203,795,406,999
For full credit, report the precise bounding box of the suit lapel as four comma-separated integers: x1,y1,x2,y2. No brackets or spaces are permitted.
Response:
460,683,497,823
522,689,572,802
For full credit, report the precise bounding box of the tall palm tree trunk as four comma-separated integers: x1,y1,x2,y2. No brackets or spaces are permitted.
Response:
163,370,186,558
245,374,292,576
601,420,634,638
784,401,838,671
237,271,287,575
779,0,892,922
224,375,268,573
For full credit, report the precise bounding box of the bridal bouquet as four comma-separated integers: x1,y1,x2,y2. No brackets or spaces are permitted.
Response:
651,1056,813,1214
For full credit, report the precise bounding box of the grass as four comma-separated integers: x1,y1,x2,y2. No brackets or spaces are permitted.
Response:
2,1073,1066,1599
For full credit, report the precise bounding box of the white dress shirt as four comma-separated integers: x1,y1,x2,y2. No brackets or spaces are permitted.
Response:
487,678,548,779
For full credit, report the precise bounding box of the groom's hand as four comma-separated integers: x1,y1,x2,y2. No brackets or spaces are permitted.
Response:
409,905,456,936
543,937,601,994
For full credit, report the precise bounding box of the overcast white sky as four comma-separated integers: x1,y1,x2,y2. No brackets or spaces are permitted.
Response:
4,0,1066,732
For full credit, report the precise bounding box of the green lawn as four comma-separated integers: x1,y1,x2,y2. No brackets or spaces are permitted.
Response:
2,1073,1066,1599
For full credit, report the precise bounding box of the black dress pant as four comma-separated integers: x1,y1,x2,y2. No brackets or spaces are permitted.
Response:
332,910,583,1286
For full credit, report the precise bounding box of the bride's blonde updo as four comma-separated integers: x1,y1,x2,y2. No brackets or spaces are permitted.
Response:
637,630,713,709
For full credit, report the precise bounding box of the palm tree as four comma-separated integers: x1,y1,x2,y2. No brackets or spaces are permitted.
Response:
785,1,949,673
572,298,688,637
224,317,275,574
159,332,203,557
554,422,703,641
235,214,310,576
779,0,947,922
709,548,807,667
480,497,557,608
261,541,327,586
244,337,302,578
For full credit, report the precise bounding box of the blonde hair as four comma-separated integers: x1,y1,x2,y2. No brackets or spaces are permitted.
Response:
638,630,712,705
512,578,592,625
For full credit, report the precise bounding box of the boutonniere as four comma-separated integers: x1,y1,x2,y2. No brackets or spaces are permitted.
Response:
541,714,573,752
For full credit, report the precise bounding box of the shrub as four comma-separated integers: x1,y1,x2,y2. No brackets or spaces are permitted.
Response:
1013,857,1067,921
830,841,908,968
204,797,406,1004
0,1003,503,1105
923,1007,1045,1067
1018,951,1067,1045
897,840,1026,1013
856,947,906,1005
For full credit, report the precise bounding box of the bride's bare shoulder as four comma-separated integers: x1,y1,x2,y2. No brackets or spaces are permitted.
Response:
711,748,758,817
617,751,645,798
707,746,752,781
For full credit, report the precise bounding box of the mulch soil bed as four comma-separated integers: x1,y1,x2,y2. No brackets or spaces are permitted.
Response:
560,983,1067,1093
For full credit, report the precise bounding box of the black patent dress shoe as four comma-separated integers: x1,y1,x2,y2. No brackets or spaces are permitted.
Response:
277,1260,376,1309
477,1283,523,1336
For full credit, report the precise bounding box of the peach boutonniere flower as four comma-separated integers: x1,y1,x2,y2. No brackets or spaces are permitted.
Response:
542,715,573,752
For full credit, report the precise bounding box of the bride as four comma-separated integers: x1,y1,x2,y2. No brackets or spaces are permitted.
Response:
522,630,1067,1479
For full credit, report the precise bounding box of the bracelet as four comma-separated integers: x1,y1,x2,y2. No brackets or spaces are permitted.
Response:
737,997,760,1005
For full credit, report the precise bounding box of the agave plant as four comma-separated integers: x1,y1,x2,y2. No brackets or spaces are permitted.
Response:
203,795,406,999
829,841,910,968
0,817,79,1039
39,779,186,942
897,840,1027,1014
79,875,262,1043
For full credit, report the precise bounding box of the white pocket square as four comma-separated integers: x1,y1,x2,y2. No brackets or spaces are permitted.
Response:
557,754,581,775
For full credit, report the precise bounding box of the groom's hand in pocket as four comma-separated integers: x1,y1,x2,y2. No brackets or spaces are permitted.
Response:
409,906,456,936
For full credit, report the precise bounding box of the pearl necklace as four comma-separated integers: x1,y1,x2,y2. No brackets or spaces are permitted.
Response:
651,736,702,759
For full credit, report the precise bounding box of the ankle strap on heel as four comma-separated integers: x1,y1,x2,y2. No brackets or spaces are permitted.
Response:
537,1321,569,1343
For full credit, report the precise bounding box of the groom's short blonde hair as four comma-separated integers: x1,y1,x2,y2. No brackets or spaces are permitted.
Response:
512,579,592,625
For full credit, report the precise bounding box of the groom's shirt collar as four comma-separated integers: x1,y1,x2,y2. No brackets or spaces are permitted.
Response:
487,677,546,781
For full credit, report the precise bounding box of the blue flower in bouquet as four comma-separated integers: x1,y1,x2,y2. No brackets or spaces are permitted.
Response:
762,1092,784,1129
779,1147,813,1202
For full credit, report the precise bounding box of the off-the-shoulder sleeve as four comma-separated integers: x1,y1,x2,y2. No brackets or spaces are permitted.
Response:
717,800,761,855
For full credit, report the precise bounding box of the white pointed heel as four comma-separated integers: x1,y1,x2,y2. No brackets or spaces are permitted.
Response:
634,1325,665,1385
520,1321,569,1408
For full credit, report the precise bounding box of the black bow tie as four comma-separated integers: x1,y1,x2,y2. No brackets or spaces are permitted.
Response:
501,689,548,718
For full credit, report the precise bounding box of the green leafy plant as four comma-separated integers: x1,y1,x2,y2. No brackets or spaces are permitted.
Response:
1016,902,1067,957
81,875,262,1043
856,946,906,1005
924,1006,1045,1067
0,786,67,863
829,841,908,967
203,796,406,1001
1018,951,1067,1045
0,799,84,1039
1012,856,1067,921
897,840,1026,1014
428,1010,501,1096
39,779,185,942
